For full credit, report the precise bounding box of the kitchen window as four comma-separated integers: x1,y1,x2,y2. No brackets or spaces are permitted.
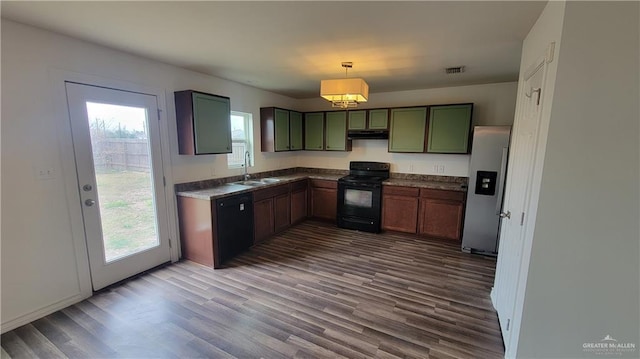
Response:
227,111,253,169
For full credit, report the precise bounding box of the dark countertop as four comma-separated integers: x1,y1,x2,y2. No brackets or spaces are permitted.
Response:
176,173,343,200
177,171,466,201
383,178,468,192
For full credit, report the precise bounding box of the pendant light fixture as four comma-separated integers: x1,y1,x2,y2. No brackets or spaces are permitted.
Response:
320,62,369,108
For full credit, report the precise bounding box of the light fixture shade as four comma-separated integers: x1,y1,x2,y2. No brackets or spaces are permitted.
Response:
320,78,369,107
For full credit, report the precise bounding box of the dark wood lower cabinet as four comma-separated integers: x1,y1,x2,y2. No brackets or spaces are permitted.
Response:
382,195,419,233
177,196,217,268
418,198,464,240
418,189,465,240
274,193,291,233
382,186,420,233
382,185,465,241
253,198,274,244
290,181,308,224
309,179,337,221
253,182,293,244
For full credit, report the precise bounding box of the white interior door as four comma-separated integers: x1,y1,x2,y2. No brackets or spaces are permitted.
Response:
492,53,549,351
66,82,171,290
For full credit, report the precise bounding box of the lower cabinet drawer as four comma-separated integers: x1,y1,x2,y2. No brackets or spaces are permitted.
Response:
310,179,338,189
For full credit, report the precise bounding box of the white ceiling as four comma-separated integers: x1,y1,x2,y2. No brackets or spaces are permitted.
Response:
1,1,546,99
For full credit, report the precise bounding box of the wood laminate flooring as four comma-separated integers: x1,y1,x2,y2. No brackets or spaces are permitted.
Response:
1,221,504,358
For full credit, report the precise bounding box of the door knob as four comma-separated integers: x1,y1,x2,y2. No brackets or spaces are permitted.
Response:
500,211,511,219
85,199,96,207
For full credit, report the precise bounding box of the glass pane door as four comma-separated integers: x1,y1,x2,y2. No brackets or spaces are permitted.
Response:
86,102,159,262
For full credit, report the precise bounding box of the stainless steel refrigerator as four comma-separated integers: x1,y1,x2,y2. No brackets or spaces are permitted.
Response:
462,126,511,256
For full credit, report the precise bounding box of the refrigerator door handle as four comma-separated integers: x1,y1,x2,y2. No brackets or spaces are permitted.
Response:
496,147,509,215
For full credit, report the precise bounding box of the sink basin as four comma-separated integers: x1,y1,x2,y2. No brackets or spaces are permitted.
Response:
229,178,282,187
234,180,264,186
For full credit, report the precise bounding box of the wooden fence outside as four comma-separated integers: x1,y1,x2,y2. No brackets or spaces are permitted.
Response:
92,138,150,172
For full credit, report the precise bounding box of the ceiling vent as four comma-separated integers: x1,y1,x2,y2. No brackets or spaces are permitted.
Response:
445,66,465,74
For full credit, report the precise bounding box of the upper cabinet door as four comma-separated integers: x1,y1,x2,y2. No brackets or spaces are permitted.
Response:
304,112,325,150
289,111,303,151
192,93,232,154
348,110,367,130
389,107,427,152
176,90,231,155
325,111,349,151
368,109,389,129
427,104,473,153
274,108,290,151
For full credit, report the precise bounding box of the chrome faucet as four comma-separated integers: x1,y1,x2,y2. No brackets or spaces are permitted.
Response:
243,151,251,181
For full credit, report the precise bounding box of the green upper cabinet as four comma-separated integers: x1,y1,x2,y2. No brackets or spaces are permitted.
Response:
389,107,427,153
175,90,231,155
289,111,303,151
427,104,473,153
348,109,389,130
304,112,325,151
368,109,389,129
348,111,367,130
325,111,351,151
261,107,304,152
274,108,290,151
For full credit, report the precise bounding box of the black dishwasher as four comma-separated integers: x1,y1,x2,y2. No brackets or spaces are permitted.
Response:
215,193,254,266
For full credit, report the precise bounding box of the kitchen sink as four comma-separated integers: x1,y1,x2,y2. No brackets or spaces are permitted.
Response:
230,178,283,187
233,180,264,186
260,178,281,184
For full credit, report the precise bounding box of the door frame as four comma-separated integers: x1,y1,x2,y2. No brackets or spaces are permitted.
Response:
50,70,180,297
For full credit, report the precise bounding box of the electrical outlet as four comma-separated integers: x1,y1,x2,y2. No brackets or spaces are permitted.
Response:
409,163,415,172
438,165,445,173
433,165,439,173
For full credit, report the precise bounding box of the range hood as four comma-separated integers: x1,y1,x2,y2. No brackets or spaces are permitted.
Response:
347,130,389,140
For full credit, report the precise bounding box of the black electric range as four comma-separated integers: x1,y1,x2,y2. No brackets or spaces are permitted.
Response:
337,162,390,233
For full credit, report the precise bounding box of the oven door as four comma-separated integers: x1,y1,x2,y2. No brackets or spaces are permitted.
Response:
337,181,382,231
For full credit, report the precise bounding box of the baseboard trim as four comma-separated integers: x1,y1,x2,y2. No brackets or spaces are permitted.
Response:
1,292,90,334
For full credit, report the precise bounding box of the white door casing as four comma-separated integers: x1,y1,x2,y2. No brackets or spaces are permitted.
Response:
491,43,555,357
66,82,171,290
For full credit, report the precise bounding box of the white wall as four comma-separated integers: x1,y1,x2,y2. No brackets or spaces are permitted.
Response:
296,82,517,176
0,19,299,331
516,2,640,357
